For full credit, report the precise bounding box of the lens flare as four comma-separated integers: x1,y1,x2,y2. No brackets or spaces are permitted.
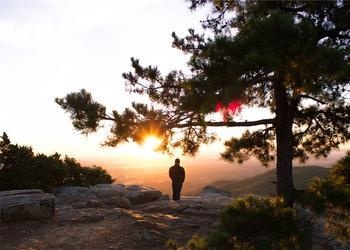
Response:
215,100,242,120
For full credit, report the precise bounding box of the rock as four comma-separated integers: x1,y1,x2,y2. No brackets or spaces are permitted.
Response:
200,185,232,197
53,185,130,208
52,184,163,208
0,189,55,222
53,186,91,205
55,207,105,223
91,184,126,199
125,185,162,205
103,197,131,208
0,189,44,196
91,184,130,208
158,194,170,200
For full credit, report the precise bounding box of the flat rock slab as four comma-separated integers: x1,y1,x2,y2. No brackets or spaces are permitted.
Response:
0,189,55,222
125,185,162,205
53,184,162,209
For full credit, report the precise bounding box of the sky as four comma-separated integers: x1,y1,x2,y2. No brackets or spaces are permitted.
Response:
0,0,348,172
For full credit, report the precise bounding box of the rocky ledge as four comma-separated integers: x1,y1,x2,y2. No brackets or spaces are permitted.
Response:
0,185,348,250
0,184,164,223
0,185,231,250
53,184,164,209
0,189,55,222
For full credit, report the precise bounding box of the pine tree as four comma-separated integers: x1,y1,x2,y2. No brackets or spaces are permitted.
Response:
56,0,350,205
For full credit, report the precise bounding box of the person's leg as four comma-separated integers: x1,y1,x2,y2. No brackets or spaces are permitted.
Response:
177,182,183,200
172,182,178,200
172,182,181,200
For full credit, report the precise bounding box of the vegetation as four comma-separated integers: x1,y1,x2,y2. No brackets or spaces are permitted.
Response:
209,195,312,249
167,195,312,250
167,235,208,250
56,0,350,205
0,132,114,192
300,152,350,212
299,152,350,244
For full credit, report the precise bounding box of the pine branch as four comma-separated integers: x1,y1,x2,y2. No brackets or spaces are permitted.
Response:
167,118,275,129
300,95,327,105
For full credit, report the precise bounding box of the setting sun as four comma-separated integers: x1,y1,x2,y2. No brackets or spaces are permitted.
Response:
142,136,162,152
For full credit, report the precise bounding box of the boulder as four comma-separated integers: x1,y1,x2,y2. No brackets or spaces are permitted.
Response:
0,189,55,222
51,184,162,208
90,184,126,200
126,185,162,205
53,186,91,205
89,184,131,208
158,194,171,201
200,185,232,197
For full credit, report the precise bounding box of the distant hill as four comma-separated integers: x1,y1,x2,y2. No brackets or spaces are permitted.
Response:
205,166,330,197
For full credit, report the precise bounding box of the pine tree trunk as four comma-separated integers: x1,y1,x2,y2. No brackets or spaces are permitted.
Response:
275,119,294,206
274,81,295,206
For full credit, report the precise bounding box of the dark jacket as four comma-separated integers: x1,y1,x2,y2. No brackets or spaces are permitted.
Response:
169,165,185,183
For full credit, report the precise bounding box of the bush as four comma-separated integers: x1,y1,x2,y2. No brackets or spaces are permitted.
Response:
298,152,350,244
207,195,312,250
0,132,114,192
299,151,350,213
166,235,208,250
331,151,350,184
167,196,312,250
325,207,350,244
302,176,350,213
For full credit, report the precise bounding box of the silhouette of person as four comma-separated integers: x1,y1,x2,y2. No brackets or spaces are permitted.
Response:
169,158,185,200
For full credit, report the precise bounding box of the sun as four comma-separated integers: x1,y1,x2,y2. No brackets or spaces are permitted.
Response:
142,136,162,152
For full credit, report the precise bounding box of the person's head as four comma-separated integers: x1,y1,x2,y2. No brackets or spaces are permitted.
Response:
175,158,180,165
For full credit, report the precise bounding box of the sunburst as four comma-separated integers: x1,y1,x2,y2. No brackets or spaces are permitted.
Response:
142,136,162,152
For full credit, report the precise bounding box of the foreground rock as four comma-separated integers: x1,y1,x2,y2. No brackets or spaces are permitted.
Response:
0,188,233,250
53,184,162,209
0,189,55,222
200,185,232,197
1,186,346,249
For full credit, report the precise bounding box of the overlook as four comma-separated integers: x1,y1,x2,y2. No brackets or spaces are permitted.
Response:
1,0,349,249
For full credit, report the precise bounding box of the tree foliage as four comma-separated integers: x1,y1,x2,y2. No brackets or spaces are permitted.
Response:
56,0,350,203
0,132,114,192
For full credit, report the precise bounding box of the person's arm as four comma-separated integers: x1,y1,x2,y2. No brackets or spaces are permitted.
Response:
169,167,173,180
181,168,185,182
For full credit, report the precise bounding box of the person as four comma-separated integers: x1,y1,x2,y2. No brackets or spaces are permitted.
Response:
169,158,185,200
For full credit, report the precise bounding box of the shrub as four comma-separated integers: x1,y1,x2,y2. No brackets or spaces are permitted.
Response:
166,235,208,250
331,151,350,184
167,195,312,250
208,195,312,250
186,235,208,250
299,151,350,213
298,152,350,245
166,239,179,250
80,165,114,186
0,132,114,192
302,176,350,214
325,207,350,245
0,142,35,190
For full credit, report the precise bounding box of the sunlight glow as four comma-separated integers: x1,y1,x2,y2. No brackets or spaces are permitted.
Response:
142,136,162,152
